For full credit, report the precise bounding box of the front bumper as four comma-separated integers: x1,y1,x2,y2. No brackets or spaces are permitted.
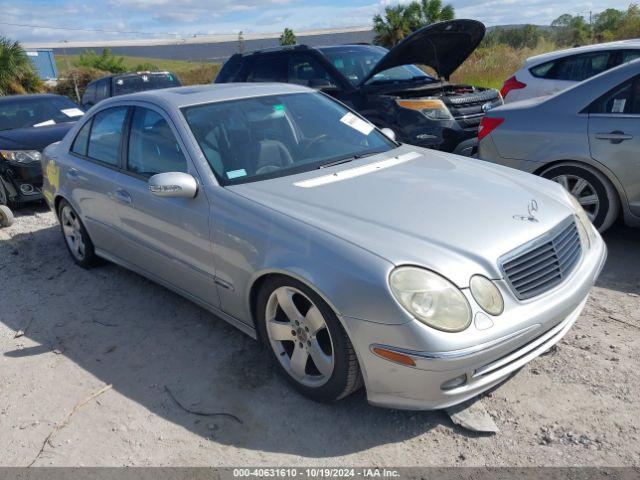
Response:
0,160,44,203
341,233,607,410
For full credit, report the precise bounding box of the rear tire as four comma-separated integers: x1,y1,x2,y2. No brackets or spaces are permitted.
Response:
540,162,619,232
0,205,14,228
57,200,99,268
256,276,362,402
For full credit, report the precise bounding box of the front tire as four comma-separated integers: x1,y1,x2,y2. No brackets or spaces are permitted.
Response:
0,180,13,208
58,200,99,268
0,205,14,228
256,276,362,402
540,162,619,232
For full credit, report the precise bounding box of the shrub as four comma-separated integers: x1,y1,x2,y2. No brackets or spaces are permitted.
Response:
76,49,126,74
54,67,109,102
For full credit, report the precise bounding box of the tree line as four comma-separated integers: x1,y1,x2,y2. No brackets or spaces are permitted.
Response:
372,2,640,50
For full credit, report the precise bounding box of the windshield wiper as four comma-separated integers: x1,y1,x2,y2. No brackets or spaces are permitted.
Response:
318,150,383,169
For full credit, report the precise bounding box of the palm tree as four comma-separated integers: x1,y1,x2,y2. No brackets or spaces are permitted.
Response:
373,3,421,47
0,36,42,96
420,0,455,24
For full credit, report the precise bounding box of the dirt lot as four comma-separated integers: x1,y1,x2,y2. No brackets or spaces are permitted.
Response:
1,205,639,467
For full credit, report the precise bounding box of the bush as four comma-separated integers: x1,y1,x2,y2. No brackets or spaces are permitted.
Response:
451,40,557,89
176,64,221,86
54,67,109,102
76,48,126,74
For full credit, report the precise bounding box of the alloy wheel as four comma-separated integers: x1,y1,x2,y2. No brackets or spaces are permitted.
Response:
265,286,335,387
551,174,600,222
60,206,86,261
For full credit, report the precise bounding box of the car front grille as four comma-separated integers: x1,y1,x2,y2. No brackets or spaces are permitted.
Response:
446,90,503,129
500,218,582,300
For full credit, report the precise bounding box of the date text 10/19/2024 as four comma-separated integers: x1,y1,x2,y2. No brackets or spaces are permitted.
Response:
232,468,400,478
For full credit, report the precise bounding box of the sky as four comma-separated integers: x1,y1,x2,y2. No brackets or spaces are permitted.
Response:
0,0,633,44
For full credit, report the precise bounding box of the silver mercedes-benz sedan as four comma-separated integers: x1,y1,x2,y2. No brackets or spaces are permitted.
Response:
41,83,606,410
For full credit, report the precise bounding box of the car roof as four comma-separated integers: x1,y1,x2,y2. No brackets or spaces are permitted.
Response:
97,83,313,110
525,39,640,66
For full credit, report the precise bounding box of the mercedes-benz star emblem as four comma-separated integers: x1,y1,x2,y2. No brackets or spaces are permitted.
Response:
514,199,540,222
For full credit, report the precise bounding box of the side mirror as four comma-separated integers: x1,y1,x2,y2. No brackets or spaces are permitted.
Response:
380,128,397,142
148,172,198,198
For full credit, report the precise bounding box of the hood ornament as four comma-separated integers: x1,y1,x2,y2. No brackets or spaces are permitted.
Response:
514,199,539,222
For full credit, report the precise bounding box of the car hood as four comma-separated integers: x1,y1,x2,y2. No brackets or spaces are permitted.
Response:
229,146,574,287
0,122,76,151
360,19,485,84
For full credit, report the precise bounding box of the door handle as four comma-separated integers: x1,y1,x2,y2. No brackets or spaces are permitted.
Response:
66,168,79,180
114,188,132,205
595,131,633,143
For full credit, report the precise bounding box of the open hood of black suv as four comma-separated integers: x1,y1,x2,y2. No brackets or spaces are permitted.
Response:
359,19,485,85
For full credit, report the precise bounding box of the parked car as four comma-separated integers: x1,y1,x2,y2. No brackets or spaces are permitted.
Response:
42,84,606,410
215,20,502,156
501,39,640,103
82,71,181,108
479,59,640,232
0,94,84,207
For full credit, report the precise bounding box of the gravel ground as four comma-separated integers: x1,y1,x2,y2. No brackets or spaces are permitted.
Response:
1,204,639,467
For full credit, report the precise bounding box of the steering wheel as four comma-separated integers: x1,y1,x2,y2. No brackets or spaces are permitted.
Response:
301,134,329,156
255,164,282,175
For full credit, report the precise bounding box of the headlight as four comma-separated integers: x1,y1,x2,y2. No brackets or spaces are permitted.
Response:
389,266,471,332
0,150,42,164
396,98,454,121
469,275,504,316
567,193,596,249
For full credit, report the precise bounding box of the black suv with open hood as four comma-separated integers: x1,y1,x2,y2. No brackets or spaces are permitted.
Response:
215,20,502,155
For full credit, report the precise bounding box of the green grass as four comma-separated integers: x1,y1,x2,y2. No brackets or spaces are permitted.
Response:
56,54,221,86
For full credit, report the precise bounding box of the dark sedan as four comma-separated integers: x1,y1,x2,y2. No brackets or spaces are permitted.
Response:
0,94,84,207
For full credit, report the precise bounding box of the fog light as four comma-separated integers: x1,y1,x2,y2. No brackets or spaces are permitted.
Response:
441,374,467,391
20,184,34,194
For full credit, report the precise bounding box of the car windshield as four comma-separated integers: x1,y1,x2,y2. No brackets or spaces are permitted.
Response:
113,73,181,96
0,96,84,131
319,46,435,86
183,92,396,185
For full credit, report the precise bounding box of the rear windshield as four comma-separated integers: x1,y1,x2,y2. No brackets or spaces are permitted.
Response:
0,96,84,131
113,73,181,96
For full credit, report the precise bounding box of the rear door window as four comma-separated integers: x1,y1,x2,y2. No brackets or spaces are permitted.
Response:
590,77,640,115
535,51,614,81
71,120,92,156
621,49,640,64
83,83,96,106
87,107,128,166
288,54,335,87
246,56,288,82
95,78,109,102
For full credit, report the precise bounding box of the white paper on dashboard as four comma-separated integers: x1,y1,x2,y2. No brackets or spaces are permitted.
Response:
61,108,84,117
227,169,247,179
612,99,626,113
340,112,374,135
33,120,56,127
